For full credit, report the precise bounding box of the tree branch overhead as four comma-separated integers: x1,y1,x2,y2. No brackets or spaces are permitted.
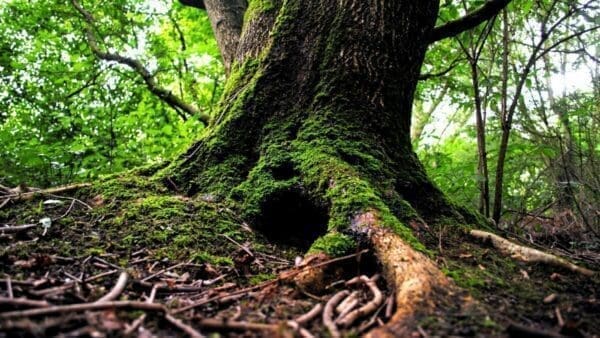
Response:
430,0,513,42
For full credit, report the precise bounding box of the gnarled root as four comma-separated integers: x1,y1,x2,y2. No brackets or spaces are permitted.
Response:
469,230,595,276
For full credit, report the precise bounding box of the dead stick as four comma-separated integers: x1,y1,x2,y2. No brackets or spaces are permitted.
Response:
136,280,205,293
0,297,50,308
0,224,37,234
198,318,276,332
173,281,273,314
142,262,186,282
93,257,122,271
30,269,118,297
6,277,13,299
165,314,205,338
124,284,158,335
324,290,349,338
0,301,164,319
555,307,564,327
95,271,128,303
384,294,394,319
221,234,254,257
5,183,91,202
85,269,120,283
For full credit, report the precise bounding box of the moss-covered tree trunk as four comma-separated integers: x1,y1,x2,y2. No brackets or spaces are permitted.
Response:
167,0,479,333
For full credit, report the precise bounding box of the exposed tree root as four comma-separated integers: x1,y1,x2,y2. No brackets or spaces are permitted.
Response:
323,290,349,338
337,275,383,327
469,230,595,276
350,212,468,338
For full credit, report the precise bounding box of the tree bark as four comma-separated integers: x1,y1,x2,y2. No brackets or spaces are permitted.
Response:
202,0,247,75
166,0,508,332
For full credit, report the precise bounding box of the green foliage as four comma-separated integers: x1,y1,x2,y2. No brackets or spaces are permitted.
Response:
0,0,224,187
416,0,598,225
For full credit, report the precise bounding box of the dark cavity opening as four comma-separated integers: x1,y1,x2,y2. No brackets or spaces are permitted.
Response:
256,189,329,250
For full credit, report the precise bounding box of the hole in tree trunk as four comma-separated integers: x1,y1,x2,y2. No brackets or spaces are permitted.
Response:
255,189,329,250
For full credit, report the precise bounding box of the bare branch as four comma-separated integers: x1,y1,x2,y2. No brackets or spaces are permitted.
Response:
430,0,512,42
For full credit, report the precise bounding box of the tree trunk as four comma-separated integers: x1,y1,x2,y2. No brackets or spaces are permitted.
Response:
167,0,476,332
470,61,490,218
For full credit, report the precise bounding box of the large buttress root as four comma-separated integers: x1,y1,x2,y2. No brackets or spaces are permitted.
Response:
470,230,595,276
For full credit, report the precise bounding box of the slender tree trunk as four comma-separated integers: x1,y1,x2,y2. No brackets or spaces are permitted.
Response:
493,9,511,224
543,54,577,211
470,61,490,217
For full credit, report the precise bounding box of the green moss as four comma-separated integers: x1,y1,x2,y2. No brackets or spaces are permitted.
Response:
308,232,355,256
482,317,499,329
84,247,105,256
244,0,276,23
191,251,234,266
248,273,276,285
292,138,426,252
443,267,488,289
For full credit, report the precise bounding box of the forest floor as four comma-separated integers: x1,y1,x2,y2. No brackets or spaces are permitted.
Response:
0,172,599,337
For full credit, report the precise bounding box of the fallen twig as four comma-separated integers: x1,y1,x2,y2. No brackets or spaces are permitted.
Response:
136,280,205,293
0,224,37,234
174,250,368,314
125,284,158,335
142,261,187,282
384,294,394,319
3,183,91,202
165,314,205,338
0,297,50,308
30,269,118,297
0,198,10,209
555,307,564,327
95,271,128,303
6,277,13,299
323,290,349,338
0,301,164,319
93,257,122,270
197,318,276,332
